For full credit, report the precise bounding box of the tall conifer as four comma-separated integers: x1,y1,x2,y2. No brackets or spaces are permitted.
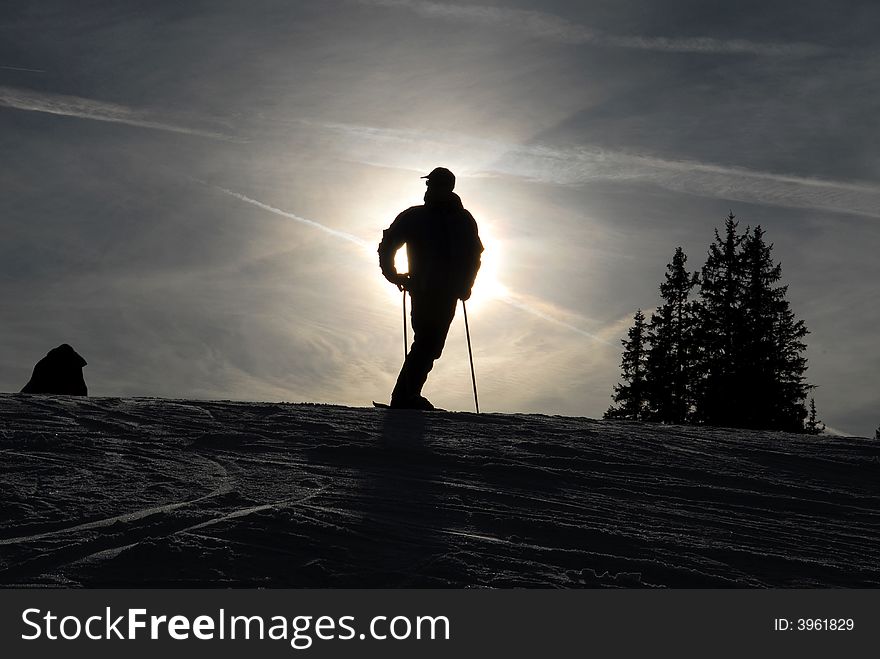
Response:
605,309,649,420
645,248,698,423
694,212,748,426
740,226,809,430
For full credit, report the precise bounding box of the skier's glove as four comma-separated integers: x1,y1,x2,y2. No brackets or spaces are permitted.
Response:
386,273,410,291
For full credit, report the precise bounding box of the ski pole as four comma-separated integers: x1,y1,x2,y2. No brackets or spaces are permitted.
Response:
402,288,408,359
462,300,479,413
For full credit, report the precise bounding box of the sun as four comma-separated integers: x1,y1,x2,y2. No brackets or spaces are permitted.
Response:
381,220,504,311
466,221,506,311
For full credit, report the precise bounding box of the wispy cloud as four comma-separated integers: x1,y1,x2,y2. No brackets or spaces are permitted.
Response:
0,65,46,73
319,121,880,219
358,0,826,56
205,181,612,343
0,85,240,141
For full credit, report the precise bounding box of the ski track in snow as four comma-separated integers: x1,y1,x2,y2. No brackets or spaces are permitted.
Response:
0,394,878,588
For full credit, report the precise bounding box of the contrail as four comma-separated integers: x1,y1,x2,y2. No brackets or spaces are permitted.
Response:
210,185,371,248
0,85,240,141
500,291,613,345
208,183,610,342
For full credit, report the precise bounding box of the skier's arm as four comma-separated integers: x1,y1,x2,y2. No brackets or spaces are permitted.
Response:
458,213,484,300
378,212,409,288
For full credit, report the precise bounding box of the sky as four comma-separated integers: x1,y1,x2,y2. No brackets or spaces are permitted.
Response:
1,0,878,436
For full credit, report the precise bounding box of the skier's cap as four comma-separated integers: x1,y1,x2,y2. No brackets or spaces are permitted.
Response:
421,167,455,189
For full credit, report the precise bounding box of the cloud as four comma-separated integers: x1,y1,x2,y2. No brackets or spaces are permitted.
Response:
319,121,880,218
358,0,826,56
0,85,240,141
0,65,45,73
203,181,613,343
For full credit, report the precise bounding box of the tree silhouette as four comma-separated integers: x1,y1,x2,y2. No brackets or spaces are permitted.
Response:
804,398,824,435
738,226,809,431
693,212,748,427
605,309,649,421
608,212,813,433
645,247,699,423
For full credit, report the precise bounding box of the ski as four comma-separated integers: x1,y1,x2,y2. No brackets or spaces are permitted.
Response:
372,401,449,412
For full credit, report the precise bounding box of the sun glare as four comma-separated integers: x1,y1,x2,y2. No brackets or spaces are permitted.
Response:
380,221,504,311
467,221,505,311
367,182,505,312
394,248,409,277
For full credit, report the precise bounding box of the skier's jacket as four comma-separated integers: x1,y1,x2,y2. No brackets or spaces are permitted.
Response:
378,189,483,299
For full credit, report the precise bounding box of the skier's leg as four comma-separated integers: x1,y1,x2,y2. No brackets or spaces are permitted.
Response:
391,292,457,405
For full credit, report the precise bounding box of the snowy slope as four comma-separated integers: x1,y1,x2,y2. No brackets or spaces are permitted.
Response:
0,394,877,588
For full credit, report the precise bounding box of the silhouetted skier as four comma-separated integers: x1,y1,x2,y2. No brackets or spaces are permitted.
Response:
378,167,483,409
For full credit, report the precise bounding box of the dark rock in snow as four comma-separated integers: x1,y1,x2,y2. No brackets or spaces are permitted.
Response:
20,344,88,396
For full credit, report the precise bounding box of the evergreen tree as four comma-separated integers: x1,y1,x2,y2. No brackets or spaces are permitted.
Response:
605,309,649,420
739,226,809,431
693,212,748,426
805,398,824,434
607,212,812,433
645,247,699,423
875,425,879,440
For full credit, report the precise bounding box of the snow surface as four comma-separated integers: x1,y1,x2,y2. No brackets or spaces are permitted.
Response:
1,394,877,587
